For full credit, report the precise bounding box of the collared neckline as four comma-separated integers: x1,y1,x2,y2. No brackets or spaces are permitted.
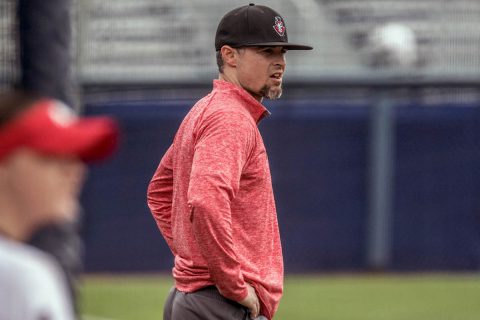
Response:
213,79,271,124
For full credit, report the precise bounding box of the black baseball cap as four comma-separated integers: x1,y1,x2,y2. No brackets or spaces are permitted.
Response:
215,3,313,51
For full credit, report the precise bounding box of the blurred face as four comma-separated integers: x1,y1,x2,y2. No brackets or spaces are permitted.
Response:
234,46,287,101
2,148,86,230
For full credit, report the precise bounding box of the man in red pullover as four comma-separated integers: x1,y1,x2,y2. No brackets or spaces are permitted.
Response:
147,4,312,320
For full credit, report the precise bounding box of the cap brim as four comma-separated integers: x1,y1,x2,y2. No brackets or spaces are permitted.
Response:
0,100,119,163
244,42,313,50
33,117,119,162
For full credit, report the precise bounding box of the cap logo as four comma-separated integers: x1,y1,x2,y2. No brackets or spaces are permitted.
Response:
273,16,285,37
47,101,77,127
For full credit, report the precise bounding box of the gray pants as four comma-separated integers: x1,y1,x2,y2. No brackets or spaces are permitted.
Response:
164,286,265,320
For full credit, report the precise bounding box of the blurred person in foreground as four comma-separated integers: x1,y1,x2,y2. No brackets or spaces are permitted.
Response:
147,4,312,320
17,0,82,311
0,91,118,320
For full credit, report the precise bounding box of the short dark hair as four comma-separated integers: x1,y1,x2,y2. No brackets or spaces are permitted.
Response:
216,50,224,73
0,90,41,128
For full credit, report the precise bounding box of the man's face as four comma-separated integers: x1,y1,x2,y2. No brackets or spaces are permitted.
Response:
235,46,287,100
2,148,86,229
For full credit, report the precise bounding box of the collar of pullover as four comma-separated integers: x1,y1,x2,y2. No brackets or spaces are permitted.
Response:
213,79,271,124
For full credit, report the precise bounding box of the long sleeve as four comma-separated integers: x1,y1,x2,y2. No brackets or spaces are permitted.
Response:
187,112,254,302
147,145,175,254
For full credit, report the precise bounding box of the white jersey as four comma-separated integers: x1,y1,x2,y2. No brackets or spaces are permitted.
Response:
0,235,74,320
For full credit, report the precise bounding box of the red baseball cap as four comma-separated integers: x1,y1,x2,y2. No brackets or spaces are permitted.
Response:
0,99,119,162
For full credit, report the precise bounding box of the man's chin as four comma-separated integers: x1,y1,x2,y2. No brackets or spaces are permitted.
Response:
265,88,282,100
50,202,81,224
260,85,283,100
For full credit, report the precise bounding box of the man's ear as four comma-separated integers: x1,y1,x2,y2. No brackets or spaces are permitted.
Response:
220,45,238,68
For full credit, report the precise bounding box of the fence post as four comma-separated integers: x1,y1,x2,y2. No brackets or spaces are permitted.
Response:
366,89,395,270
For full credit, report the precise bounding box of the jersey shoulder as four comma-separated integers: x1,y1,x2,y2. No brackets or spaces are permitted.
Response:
0,236,60,281
0,237,74,320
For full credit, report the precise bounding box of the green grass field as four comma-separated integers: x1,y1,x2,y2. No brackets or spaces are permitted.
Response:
80,273,480,320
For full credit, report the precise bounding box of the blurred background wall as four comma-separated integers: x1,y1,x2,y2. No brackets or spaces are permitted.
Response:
2,0,480,273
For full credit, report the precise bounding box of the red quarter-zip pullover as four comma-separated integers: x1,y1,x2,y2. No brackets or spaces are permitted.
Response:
147,79,283,319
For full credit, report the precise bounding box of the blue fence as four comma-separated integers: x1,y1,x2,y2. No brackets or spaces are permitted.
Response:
81,98,480,272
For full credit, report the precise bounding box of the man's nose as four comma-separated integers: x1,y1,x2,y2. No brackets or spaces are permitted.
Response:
274,54,286,69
